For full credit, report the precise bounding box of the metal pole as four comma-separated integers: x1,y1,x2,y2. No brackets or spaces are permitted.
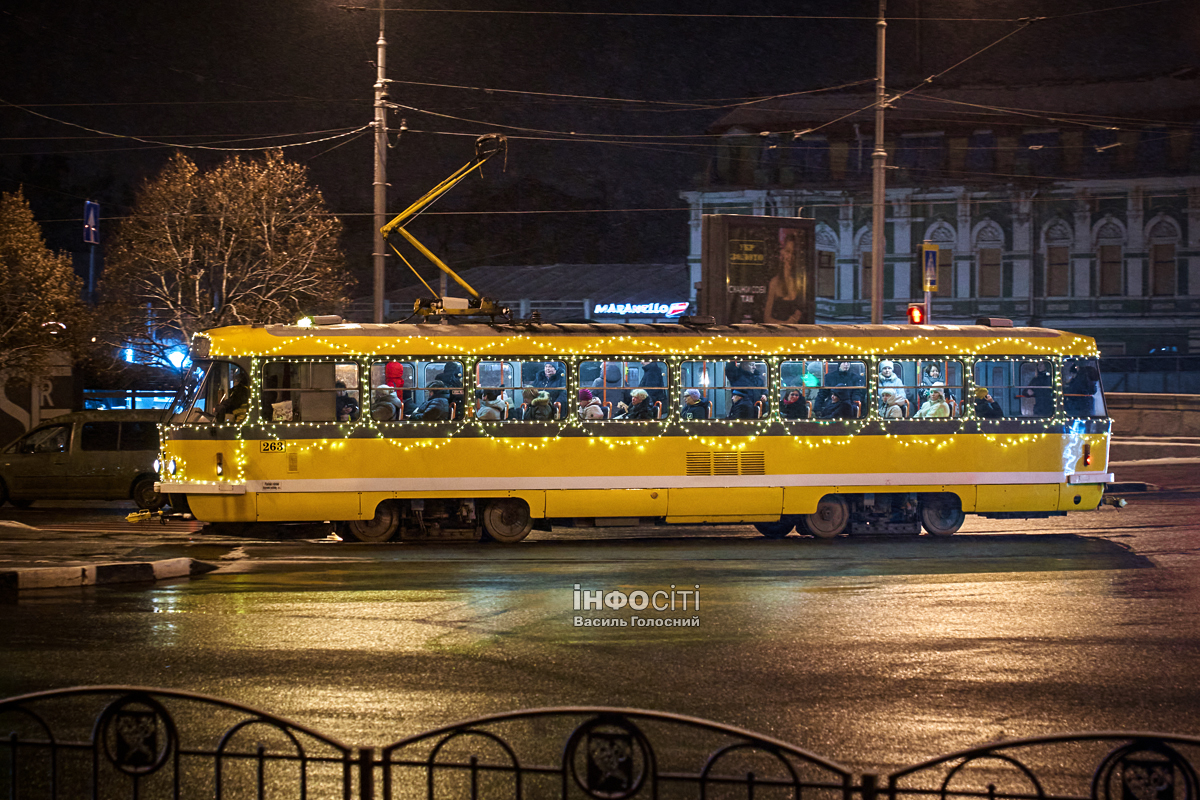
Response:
870,0,887,324
372,0,389,324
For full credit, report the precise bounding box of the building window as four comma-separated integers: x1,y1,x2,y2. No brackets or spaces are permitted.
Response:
937,249,953,298
1046,245,1070,297
896,133,945,175
978,248,1002,297
1151,243,1176,296
1020,130,1061,175
817,250,836,298
1138,128,1170,173
1098,244,1123,296
860,254,872,300
966,131,995,175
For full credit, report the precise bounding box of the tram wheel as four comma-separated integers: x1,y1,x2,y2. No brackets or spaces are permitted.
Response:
920,494,965,536
481,498,533,544
344,501,401,543
753,520,795,539
799,495,849,538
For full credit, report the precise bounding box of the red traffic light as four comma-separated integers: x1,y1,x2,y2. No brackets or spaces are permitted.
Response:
906,303,927,324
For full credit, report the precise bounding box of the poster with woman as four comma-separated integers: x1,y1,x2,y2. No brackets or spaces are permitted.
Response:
700,215,816,325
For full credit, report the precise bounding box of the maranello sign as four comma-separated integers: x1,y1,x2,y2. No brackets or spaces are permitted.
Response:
593,302,690,317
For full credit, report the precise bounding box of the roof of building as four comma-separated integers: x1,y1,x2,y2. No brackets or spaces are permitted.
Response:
709,73,1200,135
383,262,691,307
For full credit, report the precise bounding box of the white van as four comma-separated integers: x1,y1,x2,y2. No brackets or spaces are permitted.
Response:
0,410,165,509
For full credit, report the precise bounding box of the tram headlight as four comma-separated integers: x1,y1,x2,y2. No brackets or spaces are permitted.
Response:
215,453,224,477
152,458,160,473
167,458,178,476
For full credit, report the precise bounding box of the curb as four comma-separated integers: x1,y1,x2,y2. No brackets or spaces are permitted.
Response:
0,558,218,593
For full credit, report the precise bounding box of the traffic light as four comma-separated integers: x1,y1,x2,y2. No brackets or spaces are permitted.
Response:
906,303,927,324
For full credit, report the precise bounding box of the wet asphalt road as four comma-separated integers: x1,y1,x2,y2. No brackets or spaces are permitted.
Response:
1,470,1199,774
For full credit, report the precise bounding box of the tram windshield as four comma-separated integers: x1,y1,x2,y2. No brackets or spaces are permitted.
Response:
169,361,249,424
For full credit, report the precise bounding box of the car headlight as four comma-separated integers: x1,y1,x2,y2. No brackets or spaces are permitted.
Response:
167,458,177,476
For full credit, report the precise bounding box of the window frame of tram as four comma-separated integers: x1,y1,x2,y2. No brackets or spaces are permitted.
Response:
170,360,250,425
474,359,569,422
1062,357,1106,418
972,359,1057,419
872,358,965,420
366,360,464,422
679,359,768,421
260,360,360,423
776,359,867,420
579,359,669,421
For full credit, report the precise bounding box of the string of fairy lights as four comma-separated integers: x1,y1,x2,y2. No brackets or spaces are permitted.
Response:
159,326,1109,487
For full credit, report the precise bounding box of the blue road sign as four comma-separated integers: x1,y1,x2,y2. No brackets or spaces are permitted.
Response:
922,243,938,292
83,201,99,245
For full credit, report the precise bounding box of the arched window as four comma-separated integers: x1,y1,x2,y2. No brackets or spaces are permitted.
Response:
1043,218,1073,297
1145,214,1180,296
974,220,1005,298
815,223,838,299
856,227,873,300
1093,215,1126,297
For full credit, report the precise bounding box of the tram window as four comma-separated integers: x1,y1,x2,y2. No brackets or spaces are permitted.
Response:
974,360,1054,418
171,361,249,424
800,360,865,419
1063,357,1106,417
582,360,668,420
476,360,567,420
368,360,414,421
680,360,767,420
778,361,823,420
878,359,964,419
262,360,358,423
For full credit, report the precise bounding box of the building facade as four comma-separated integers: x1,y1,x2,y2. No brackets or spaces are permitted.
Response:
681,75,1200,356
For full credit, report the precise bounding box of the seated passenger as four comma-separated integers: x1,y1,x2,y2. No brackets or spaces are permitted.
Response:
880,388,905,419
475,388,510,421
727,388,756,419
914,385,951,418
974,387,1003,418
371,383,404,420
577,388,605,420
209,372,251,422
615,388,655,420
877,360,908,405
780,388,809,420
409,381,450,421
817,390,854,419
527,390,556,421
680,388,711,420
335,381,360,422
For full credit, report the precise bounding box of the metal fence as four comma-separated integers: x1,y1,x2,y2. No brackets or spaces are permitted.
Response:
2,687,1197,800
1099,357,1200,394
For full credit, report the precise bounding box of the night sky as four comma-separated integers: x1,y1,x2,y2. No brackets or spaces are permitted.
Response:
2,1,1196,299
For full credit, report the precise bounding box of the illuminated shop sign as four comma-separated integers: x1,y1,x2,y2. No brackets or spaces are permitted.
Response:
593,302,690,317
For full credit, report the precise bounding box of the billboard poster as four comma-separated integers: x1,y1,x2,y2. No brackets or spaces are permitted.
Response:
699,215,816,325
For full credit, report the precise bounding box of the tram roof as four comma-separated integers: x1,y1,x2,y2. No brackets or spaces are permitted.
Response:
198,321,1099,360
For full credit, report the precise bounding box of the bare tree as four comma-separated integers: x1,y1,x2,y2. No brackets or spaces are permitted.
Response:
0,189,87,376
102,150,346,363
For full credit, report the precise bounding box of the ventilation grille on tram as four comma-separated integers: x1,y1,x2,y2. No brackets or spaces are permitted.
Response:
686,452,765,476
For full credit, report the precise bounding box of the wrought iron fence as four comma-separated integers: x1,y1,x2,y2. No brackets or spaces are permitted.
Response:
2,686,1197,800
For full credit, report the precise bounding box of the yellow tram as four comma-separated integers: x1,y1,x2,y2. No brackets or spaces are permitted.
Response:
156,317,1114,542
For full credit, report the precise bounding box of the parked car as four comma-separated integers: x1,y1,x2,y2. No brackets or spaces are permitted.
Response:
0,410,165,510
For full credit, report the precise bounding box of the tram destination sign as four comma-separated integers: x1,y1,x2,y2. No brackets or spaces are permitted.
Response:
699,215,816,325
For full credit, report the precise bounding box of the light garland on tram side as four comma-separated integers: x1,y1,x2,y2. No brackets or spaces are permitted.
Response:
161,335,1107,486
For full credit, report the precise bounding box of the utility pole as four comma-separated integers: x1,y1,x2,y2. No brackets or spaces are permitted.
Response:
870,0,887,324
372,0,389,324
